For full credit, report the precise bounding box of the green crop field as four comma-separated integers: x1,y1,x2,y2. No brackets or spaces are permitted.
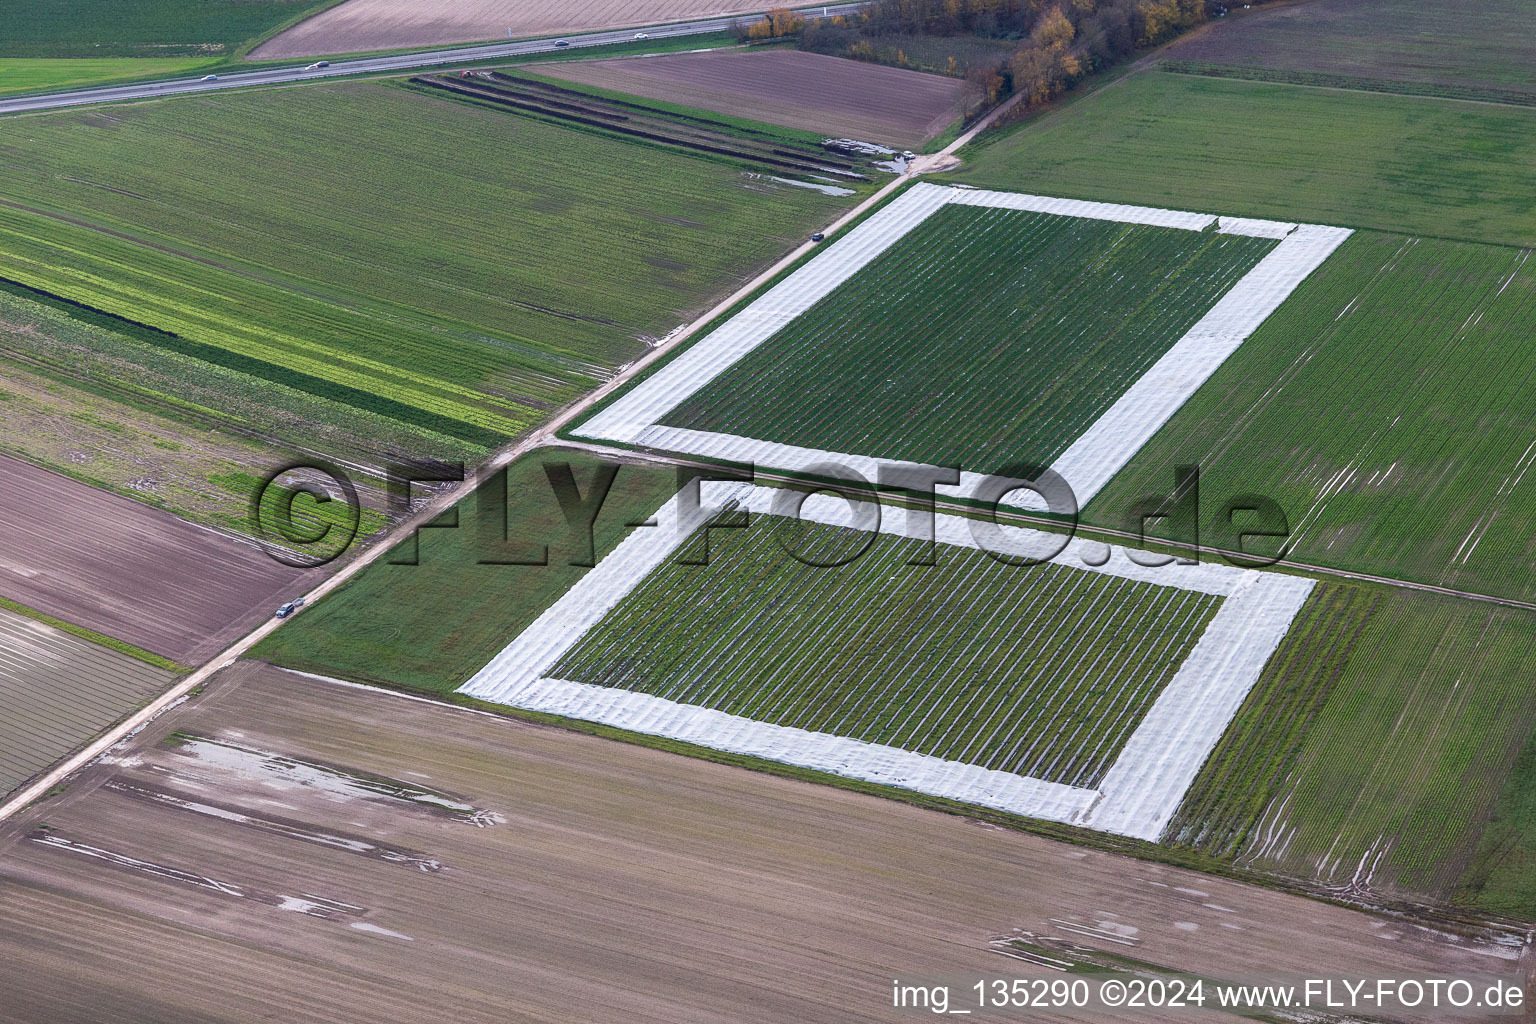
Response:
663,204,1275,475
1164,0,1536,102
1460,728,1536,917
0,58,219,96
955,70,1536,247
0,0,333,58
1168,582,1536,906
0,81,848,529
1089,231,1536,605
252,449,681,693
0,283,427,531
551,514,1220,788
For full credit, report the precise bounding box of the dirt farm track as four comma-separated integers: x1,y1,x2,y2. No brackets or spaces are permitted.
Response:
0,661,1518,1023
252,0,777,59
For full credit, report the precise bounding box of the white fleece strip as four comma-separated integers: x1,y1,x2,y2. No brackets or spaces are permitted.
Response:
579,182,955,443
945,187,1217,231
1080,571,1317,840
581,187,1347,515
1217,215,1299,239
578,185,1300,448
501,676,1098,823
461,485,1314,839
629,424,1081,522
1053,224,1353,507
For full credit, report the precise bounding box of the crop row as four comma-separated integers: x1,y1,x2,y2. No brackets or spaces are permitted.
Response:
0,83,850,467
551,516,1220,788
664,203,1275,475
1092,232,1536,604
1164,582,1376,858
1170,580,1536,902
0,206,547,444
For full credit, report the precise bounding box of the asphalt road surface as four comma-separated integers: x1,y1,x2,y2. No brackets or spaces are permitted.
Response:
0,3,870,116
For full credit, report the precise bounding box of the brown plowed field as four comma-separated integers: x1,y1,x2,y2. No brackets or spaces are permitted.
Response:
0,606,171,799
0,455,312,663
251,0,774,59
1161,0,1536,99
538,49,967,147
0,661,1517,1023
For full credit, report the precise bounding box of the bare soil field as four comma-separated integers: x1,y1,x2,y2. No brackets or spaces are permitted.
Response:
1163,0,1536,100
0,455,312,664
537,49,967,148
0,661,1518,1023
251,0,773,59
0,607,171,800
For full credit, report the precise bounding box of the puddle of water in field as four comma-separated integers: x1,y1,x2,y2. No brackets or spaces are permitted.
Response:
766,175,855,197
822,137,895,157
30,833,246,897
28,831,361,919
166,735,501,827
105,779,444,872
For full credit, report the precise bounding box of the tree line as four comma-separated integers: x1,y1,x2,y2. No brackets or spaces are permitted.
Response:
742,0,1241,119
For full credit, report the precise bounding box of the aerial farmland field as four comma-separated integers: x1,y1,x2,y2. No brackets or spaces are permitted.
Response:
0,58,220,97
1170,583,1536,911
574,182,1345,510
659,200,1277,475
0,0,331,58
1090,231,1536,603
0,662,1503,1023
954,69,1536,247
0,80,850,531
0,605,172,800
462,483,1316,841
546,515,1223,790
1164,0,1536,102
534,49,968,149
0,454,312,663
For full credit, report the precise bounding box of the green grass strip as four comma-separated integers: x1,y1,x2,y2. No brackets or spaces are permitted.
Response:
0,274,503,449
0,593,187,673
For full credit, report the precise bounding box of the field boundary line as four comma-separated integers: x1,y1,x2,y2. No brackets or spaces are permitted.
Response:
460,483,1313,840
280,667,510,718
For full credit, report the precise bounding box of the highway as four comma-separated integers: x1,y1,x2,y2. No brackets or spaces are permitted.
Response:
0,2,869,116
